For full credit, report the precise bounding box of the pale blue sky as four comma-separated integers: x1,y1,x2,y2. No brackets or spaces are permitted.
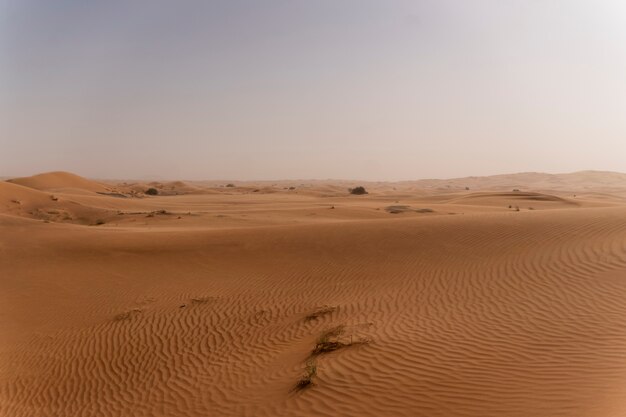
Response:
1,0,625,180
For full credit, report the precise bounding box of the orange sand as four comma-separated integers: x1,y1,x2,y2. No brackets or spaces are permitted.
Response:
1,171,626,417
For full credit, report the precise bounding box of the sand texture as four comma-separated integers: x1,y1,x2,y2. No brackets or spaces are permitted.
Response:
1,171,626,417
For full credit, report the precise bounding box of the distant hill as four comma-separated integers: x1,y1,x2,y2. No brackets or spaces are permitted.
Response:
399,170,626,192
7,171,112,193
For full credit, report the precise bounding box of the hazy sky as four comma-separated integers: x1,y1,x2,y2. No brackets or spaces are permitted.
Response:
1,0,625,180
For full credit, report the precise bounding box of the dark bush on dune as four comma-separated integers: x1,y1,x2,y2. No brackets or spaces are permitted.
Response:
349,186,368,195
145,188,159,195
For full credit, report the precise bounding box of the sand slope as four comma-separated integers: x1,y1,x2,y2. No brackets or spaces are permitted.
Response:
8,171,113,194
1,172,626,417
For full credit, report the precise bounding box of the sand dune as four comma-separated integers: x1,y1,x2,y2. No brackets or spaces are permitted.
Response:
401,170,626,194
448,191,581,209
1,171,626,417
8,171,113,194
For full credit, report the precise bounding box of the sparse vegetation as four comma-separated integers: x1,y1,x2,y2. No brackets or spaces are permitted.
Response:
146,209,170,217
311,326,348,355
386,205,434,214
349,186,368,195
305,306,337,321
145,188,159,195
94,219,106,225
294,360,317,391
226,183,235,188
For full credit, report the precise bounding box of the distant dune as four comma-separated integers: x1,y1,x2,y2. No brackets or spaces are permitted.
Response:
401,170,626,193
7,171,112,194
1,170,626,417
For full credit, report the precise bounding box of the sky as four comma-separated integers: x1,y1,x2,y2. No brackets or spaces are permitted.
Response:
1,0,625,181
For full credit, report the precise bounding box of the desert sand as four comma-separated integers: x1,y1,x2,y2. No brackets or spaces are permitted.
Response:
2,171,626,417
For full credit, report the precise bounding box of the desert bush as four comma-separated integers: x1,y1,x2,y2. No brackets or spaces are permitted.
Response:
349,186,368,195
145,188,159,195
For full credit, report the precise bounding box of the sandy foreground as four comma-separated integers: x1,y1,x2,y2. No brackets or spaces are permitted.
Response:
1,171,626,417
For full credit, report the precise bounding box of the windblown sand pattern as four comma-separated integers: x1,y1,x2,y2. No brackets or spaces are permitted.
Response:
1,172,626,417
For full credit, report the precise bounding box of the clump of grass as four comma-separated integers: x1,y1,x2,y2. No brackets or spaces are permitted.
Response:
310,325,370,357
305,306,337,322
311,325,347,355
294,360,317,391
